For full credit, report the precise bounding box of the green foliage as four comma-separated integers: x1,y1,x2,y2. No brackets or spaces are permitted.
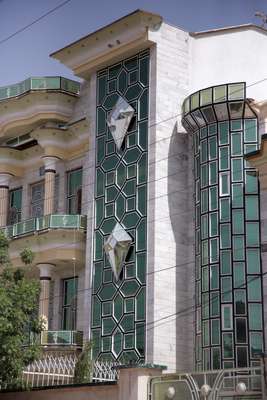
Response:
73,341,93,384
0,233,41,390
20,248,35,266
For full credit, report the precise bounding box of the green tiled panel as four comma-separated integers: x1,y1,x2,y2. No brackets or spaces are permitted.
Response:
92,50,149,362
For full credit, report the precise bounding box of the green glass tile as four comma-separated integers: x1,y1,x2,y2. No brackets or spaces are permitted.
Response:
106,185,119,202
115,194,126,219
127,132,136,147
200,139,207,163
202,266,209,291
139,89,148,119
103,93,118,109
113,329,123,356
116,162,127,188
211,319,220,345
103,269,112,283
106,171,115,186
129,70,138,84
244,119,257,142
126,197,135,211
105,203,114,217
125,298,134,313
95,198,104,227
245,171,258,194
210,265,219,289
122,212,140,228
231,119,242,131
97,75,107,104
92,329,101,358
100,217,116,235
102,302,112,316
137,218,146,251
232,158,243,181
94,231,103,261
136,323,145,356
139,56,149,87
223,333,233,358
247,248,260,274
250,333,263,357
93,262,103,293
102,336,111,352
109,63,121,79
124,333,135,349
209,161,217,184
96,169,104,197
120,280,139,297
106,141,115,155
102,154,120,171
228,83,244,100
208,136,217,158
138,121,148,150
136,253,146,284
231,132,242,155
98,352,115,362
92,297,101,327
248,276,261,301
108,79,116,93
120,314,135,332
232,209,244,234
214,85,226,102
103,317,116,335
245,195,258,220
220,224,231,248
125,263,135,279
118,69,127,94
127,164,136,179
124,56,138,71
137,153,147,184
233,262,245,288
119,350,139,363
114,293,123,321
232,184,243,208
220,250,231,275
219,122,229,145
233,236,244,260
97,136,105,164
220,198,230,222
249,303,262,329
122,179,136,197
234,290,246,315
219,147,229,170
125,83,142,101
209,187,218,211
210,292,219,317
246,222,259,246
99,283,116,301
201,214,208,239
124,147,141,164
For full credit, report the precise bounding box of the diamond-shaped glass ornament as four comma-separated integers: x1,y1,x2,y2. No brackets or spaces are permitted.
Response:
107,96,134,150
104,222,132,280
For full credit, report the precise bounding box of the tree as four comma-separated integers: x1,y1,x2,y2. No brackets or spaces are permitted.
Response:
73,341,93,384
0,231,42,390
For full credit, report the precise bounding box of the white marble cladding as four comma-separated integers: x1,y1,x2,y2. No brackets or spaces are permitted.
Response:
146,22,194,371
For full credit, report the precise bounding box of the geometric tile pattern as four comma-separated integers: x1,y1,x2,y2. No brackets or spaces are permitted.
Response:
92,50,149,362
182,84,264,371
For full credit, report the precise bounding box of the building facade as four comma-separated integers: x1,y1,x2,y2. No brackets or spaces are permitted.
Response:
1,10,267,376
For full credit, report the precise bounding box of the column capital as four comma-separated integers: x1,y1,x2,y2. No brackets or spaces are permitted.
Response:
0,173,12,187
37,263,55,279
42,156,60,172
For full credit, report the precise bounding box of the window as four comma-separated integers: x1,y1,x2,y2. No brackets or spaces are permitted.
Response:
219,172,229,196
62,277,78,330
67,168,82,214
222,305,232,330
8,187,22,224
31,181,44,217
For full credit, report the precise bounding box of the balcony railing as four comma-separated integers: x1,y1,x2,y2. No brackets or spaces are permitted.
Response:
41,330,83,347
0,77,80,101
4,214,86,239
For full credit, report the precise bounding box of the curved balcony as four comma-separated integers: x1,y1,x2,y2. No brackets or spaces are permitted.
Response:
0,77,80,137
5,214,87,270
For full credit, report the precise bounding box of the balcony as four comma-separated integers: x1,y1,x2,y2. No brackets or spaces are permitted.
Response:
41,330,83,348
0,77,80,101
0,77,80,136
4,214,86,239
6,214,87,269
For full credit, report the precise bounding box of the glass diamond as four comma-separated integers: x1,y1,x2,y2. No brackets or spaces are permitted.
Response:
104,222,132,280
107,96,134,150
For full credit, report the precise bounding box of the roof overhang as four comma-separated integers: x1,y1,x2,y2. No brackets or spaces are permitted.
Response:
50,9,162,78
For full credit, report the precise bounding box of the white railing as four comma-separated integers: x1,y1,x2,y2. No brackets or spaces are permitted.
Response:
22,353,120,388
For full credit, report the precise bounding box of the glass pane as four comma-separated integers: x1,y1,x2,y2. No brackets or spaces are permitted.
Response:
220,172,229,196
219,146,229,170
245,196,258,220
201,214,208,239
201,189,208,213
210,238,218,263
245,171,258,194
246,222,259,247
234,290,246,315
202,267,209,291
221,277,232,302
236,347,248,367
231,158,243,181
222,305,232,329
249,304,262,330
201,164,208,187
209,187,218,211
209,212,218,236
247,249,260,274
236,318,247,343
244,119,257,142
209,161,217,185
210,265,219,289
220,198,230,222
223,333,233,358
232,183,243,208
221,250,231,275
203,320,209,346
233,262,245,288
200,140,207,163
232,209,244,234
220,224,231,248
211,319,220,345
247,276,261,301
231,132,242,155
219,122,229,145
233,236,244,260
208,136,217,159
250,332,263,357
210,292,219,316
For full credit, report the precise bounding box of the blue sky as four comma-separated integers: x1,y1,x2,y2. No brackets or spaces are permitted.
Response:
0,0,266,86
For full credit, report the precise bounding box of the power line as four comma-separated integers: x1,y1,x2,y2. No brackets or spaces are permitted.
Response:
0,0,73,46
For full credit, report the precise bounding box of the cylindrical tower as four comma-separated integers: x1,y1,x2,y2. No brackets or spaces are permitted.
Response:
182,82,264,370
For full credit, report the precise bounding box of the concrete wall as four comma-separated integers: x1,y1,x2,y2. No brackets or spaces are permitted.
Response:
146,22,194,371
190,28,267,102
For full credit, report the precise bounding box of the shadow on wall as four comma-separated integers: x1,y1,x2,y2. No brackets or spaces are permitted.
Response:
168,123,195,371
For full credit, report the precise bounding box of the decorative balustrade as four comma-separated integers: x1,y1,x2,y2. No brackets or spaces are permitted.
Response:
3,214,87,239
0,77,80,101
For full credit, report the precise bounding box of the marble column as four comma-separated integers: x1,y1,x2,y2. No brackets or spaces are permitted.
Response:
38,263,55,328
0,173,12,227
42,156,58,216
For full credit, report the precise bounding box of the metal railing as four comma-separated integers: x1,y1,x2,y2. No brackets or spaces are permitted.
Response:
4,214,87,239
0,77,80,100
41,330,83,347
